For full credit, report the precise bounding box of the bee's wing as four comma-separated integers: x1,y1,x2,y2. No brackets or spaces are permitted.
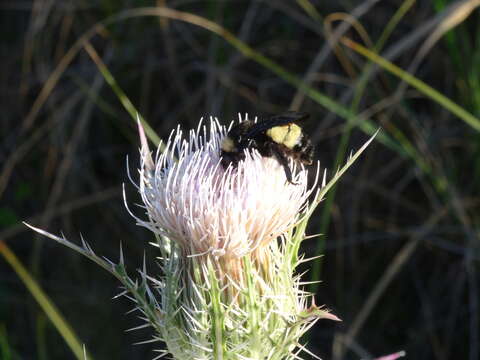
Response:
244,112,309,138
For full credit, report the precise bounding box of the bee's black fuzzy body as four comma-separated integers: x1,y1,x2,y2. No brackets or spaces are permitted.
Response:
220,112,314,183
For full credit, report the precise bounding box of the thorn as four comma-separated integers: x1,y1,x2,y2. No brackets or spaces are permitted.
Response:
137,114,154,171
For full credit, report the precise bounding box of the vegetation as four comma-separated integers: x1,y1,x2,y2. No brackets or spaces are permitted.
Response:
1,1,479,359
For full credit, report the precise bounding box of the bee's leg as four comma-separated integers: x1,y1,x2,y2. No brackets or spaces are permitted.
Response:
270,146,298,185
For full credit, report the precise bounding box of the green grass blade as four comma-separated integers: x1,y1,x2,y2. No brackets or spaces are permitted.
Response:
308,130,379,291
0,241,90,360
83,42,161,146
342,37,480,132
0,324,12,360
296,0,323,22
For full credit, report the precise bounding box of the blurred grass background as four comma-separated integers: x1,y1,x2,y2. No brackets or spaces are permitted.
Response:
1,0,479,359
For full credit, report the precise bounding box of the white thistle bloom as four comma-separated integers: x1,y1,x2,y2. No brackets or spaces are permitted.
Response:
124,114,339,359
131,115,317,277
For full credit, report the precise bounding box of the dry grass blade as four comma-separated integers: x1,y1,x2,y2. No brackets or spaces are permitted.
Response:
341,37,480,132
290,0,381,109
323,12,374,79
393,0,480,100
0,92,83,199
0,186,119,242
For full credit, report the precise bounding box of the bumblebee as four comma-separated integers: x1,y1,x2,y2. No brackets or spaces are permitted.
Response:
220,112,314,183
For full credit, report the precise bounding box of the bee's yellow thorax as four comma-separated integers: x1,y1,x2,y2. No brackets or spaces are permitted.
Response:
266,124,302,149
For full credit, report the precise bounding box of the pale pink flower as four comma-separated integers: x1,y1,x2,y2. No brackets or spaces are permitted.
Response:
128,115,318,278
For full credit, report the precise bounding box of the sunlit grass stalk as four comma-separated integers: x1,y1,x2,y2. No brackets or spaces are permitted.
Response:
0,241,88,360
341,37,480,131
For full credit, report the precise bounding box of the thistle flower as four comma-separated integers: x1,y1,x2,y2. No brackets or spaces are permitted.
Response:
125,114,339,359
131,115,315,279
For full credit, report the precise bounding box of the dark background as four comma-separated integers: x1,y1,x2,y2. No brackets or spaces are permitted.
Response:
1,1,479,359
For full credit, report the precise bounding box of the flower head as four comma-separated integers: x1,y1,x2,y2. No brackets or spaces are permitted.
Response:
131,115,318,278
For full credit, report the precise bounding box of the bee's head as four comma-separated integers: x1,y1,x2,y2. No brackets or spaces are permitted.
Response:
221,135,237,153
298,138,314,165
